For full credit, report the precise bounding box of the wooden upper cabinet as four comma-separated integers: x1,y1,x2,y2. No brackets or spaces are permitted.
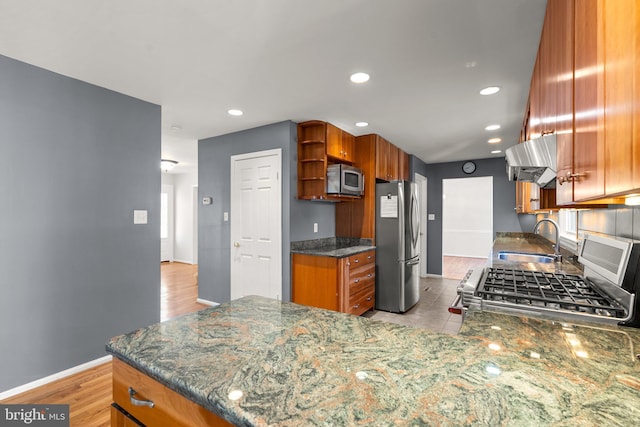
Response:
341,131,355,163
388,143,400,180
515,181,531,214
374,136,406,181
375,136,391,180
528,54,542,139
325,122,343,160
297,120,358,200
527,0,636,205
538,5,556,137
555,0,575,205
297,121,328,200
336,135,376,241
604,0,639,195
398,150,410,181
326,123,355,163
573,0,606,201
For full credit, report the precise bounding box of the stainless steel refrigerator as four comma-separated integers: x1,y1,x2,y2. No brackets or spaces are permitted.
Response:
375,181,420,313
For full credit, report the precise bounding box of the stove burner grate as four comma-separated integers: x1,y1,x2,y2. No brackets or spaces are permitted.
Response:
476,268,627,318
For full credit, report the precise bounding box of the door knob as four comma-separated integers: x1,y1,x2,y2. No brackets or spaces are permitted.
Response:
234,242,240,247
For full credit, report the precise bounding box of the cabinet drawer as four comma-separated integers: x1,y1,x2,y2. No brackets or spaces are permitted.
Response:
349,287,375,316
349,264,375,295
112,358,232,427
348,251,375,268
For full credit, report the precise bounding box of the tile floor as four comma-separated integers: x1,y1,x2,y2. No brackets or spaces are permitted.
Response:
363,276,464,335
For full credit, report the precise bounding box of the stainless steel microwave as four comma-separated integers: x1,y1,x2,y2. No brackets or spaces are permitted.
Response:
326,164,364,196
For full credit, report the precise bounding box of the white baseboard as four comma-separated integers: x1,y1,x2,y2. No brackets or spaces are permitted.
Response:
173,259,196,265
196,298,220,307
0,355,112,400
425,273,444,278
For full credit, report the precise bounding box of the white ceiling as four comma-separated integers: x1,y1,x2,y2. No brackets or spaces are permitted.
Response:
0,0,546,174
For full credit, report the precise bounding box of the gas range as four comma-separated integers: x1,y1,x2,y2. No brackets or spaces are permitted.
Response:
451,234,640,327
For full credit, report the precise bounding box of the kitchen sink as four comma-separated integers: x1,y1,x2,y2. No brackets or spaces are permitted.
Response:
497,251,557,263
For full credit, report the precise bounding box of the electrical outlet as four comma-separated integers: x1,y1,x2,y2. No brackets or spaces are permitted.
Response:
313,223,318,233
224,212,229,221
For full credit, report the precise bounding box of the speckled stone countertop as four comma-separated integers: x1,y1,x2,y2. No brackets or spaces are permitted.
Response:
491,233,583,275
290,237,375,258
107,295,640,426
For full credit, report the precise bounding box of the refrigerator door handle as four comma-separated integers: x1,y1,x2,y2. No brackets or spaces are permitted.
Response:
410,191,420,249
405,257,420,266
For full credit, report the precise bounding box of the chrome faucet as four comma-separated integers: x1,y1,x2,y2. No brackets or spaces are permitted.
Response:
533,218,562,262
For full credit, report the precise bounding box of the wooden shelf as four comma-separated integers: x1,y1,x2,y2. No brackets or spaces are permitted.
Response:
300,139,325,145
300,159,325,163
300,177,325,181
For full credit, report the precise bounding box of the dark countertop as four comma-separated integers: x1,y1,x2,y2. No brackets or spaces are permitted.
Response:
107,295,640,426
290,237,375,258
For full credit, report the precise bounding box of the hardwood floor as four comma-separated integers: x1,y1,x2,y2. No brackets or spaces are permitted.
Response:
1,262,205,427
161,261,208,321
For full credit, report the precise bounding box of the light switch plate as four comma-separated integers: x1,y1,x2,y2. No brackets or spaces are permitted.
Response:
428,214,436,221
134,210,148,224
223,212,229,221
202,196,212,205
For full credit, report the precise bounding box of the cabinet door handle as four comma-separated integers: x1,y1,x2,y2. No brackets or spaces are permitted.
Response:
129,387,155,408
367,255,372,259
367,274,372,278
353,304,360,309
366,297,372,301
354,259,359,263
354,279,360,283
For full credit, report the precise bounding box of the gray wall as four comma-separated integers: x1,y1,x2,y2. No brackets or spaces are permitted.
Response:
198,121,335,304
411,156,536,275
0,55,161,391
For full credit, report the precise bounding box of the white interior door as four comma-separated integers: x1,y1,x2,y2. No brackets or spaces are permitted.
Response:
160,184,174,262
415,173,428,276
230,149,282,301
442,177,493,258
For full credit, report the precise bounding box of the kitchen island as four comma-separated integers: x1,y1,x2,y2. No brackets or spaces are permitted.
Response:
107,295,640,426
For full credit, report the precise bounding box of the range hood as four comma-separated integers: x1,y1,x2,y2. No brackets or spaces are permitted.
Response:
505,134,557,188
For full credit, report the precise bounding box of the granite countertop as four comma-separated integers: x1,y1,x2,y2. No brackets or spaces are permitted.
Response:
491,233,583,275
290,237,375,258
107,295,640,426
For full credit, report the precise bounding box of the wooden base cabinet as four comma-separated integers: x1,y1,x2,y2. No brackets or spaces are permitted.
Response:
111,358,232,427
292,250,375,316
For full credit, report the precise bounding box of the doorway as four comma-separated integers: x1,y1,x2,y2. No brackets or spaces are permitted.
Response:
415,173,428,277
229,149,282,301
160,184,174,262
442,177,492,277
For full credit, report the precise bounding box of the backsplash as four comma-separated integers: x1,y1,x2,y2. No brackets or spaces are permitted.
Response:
536,206,640,255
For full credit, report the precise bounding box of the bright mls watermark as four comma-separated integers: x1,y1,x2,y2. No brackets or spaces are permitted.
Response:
1,405,69,426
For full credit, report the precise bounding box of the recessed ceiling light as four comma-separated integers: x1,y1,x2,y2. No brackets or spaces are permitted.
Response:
491,150,502,154
480,86,501,95
227,109,243,116
350,72,370,83
170,125,182,132
465,61,477,68
485,124,501,131
488,137,502,144
355,122,369,127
